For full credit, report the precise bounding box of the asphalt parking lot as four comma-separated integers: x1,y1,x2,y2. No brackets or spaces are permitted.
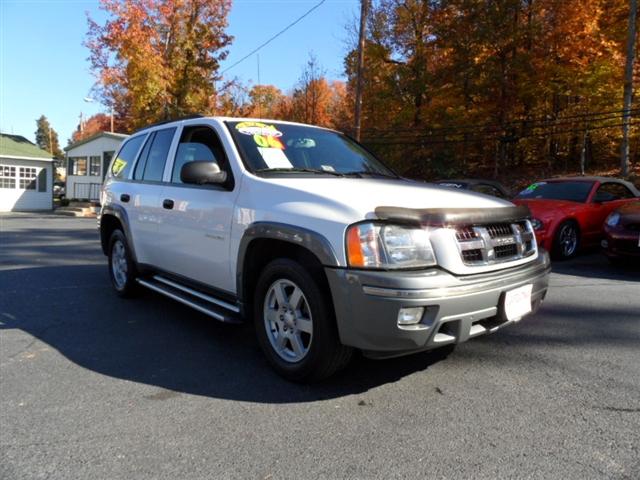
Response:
1,213,639,479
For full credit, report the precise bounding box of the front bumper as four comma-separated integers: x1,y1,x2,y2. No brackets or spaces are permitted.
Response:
325,251,550,357
603,226,640,258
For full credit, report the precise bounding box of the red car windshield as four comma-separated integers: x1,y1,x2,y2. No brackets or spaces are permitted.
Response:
516,181,594,203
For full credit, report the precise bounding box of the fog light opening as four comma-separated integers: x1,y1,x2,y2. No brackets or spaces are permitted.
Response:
601,239,608,249
397,307,425,326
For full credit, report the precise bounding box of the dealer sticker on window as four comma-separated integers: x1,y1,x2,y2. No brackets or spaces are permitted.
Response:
503,284,533,321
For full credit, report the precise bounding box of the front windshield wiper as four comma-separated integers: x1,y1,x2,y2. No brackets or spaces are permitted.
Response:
254,167,346,177
341,171,399,179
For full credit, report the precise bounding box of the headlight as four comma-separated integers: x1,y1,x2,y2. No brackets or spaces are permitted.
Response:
346,223,436,269
606,212,620,227
531,218,543,230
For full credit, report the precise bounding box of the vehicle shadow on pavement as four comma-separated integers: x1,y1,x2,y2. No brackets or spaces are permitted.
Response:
0,264,454,403
551,252,639,281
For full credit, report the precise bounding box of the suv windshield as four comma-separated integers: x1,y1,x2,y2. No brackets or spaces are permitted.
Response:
516,181,594,203
226,121,397,178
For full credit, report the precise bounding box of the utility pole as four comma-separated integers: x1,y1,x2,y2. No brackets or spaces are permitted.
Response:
354,0,369,142
621,0,637,178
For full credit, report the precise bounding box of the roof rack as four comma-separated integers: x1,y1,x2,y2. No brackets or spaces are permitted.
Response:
132,114,205,134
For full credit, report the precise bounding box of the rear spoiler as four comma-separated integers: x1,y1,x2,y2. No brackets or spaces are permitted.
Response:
374,205,531,226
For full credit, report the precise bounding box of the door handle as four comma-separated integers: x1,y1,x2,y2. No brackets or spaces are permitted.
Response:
120,193,130,203
162,199,174,210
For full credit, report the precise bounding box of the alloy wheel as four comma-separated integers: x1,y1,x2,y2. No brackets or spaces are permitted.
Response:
263,279,313,363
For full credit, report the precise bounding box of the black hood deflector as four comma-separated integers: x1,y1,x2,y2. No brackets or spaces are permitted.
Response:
374,205,531,226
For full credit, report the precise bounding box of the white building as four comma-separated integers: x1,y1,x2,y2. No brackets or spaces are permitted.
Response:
65,132,128,201
0,133,54,212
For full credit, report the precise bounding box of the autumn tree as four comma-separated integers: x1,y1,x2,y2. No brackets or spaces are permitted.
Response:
86,0,233,131
344,0,637,180
34,115,63,159
289,54,335,126
245,85,287,119
70,113,114,143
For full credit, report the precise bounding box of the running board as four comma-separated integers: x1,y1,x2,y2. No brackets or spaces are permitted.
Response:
136,277,242,324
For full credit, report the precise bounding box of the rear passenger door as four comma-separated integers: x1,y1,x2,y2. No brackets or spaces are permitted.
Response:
126,127,177,266
153,124,238,293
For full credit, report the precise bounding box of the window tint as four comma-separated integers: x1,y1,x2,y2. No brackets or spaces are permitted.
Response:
111,135,146,179
133,133,155,180
516,181,593,203
594,183,635,202
141,128,176,182
171,126,227,184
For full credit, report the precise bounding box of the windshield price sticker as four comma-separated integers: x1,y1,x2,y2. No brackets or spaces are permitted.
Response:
235,121,285,149
235,121,283,138
257,147,292,169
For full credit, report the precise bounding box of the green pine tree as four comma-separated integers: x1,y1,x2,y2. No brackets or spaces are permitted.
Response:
35,115,64,160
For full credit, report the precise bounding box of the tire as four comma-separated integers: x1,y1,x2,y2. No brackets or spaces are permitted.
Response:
552,220,580,260
253,258,352,382
107,229,139,297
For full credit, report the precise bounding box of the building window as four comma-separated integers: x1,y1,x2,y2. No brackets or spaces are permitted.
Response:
69,156,87,175
19,167,37,190
89,156,101,176
0,165,16,189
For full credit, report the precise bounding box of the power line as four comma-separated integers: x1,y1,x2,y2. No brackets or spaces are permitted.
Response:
365,108,640,137
363,121,640,146
221,0,327,75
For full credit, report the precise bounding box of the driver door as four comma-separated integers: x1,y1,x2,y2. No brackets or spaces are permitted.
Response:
153,124,238,294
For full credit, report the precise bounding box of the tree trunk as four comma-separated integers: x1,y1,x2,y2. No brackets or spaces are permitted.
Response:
621,0,638,177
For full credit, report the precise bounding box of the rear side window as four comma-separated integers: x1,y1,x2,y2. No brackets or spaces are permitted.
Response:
595,183,636,202
171,126,228,184
134,128,176,182
111,135,146,179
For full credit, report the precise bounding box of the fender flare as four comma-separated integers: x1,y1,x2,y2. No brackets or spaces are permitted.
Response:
99,204,138,263
236,222,340,303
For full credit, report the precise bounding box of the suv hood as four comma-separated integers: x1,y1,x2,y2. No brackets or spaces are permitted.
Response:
253,176,513,222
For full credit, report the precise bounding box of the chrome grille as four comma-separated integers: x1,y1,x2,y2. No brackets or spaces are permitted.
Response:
455,220,536,266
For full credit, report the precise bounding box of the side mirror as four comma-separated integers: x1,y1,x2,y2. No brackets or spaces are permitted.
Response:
180,161,227,185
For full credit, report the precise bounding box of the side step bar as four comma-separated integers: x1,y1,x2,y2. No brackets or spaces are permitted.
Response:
136,276,242,324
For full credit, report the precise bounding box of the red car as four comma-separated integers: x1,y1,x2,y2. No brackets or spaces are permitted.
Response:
513,177,639,259
603,201,640,262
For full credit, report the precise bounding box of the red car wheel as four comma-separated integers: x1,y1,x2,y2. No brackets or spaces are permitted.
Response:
552,220,580,260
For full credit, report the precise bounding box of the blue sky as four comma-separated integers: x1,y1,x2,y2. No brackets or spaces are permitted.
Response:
0,0,358,145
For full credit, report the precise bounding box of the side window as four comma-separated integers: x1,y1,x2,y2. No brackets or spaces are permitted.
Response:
111,135,146,179
140,128,176,182
595,183,635,202
171,125,228,184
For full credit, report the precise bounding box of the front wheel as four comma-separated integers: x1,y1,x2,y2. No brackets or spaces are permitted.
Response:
254,258,352,382
552,220,580,260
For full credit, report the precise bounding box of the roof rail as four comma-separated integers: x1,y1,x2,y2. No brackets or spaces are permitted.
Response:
132,114,205,134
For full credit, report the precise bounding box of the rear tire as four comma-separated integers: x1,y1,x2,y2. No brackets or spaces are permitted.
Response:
253,258,352,382
552,220,580,260
108,229,139,298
